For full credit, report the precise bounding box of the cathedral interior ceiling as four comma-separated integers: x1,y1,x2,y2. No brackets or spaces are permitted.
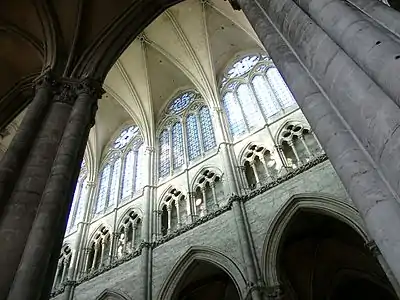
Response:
0,0,262,165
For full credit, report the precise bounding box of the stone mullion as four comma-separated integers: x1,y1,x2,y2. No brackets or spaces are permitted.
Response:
235,0,400,283
69,180,83,230
6,79,102,300
248,80,269,124
0,71,55,214
131,149,139,196
52,262,61,291
195,114,205,157
181,119,190,167
103,162,114,211
234,87,251,133
168,127,173,176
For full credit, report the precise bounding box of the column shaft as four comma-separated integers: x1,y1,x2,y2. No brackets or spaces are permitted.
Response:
237,0,400,283
6,79,101,300
0,83,76,300
294,0,400,105
346,0,400,38
0,72,54,214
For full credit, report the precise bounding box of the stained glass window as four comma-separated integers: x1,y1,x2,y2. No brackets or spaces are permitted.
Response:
252,75,280,117
96,165,111,214
135,144,145,191
267,68,296,108
220,54,297,139
172,122,184,169
159,90,216,179
168,92,195,113
74,180,87,226
108,158,121,208
199,106,216,152
159,129,170,178
222,92,246,137
122,150,135,199
186,115,201,160
237,84,263,129
114,126,139,149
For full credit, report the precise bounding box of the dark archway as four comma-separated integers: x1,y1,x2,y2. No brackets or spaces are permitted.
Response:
172,260,240,300
277,210,398,300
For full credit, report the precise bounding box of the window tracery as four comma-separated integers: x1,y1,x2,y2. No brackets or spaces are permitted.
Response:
158,90,217,180
52,245,71,291
160,188,186,236
86,226,111,272
193,169,223,217
221,53,297,138
241,144,280,189
278,122,322,169
94,125,145,217
117,210,142,258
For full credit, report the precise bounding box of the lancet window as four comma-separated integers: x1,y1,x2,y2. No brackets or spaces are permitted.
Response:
158,90,216,180
94,125,145,217
66,161,88,233
241,144,280,189
278,122,322,169
220,53,297,139
52,245,71,291
85,226,111,272
160,188,186,236
117,210,142,258
193,169,224,217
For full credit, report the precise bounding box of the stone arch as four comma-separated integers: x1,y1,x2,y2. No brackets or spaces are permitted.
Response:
274,119,310,145
261,193,368,286
191,166,224,192
157,246,247,300
117,206,143,228
86,223,112,248
95,288,132,300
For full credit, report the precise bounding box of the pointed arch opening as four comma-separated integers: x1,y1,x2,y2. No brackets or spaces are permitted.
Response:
157,247,246,300
262,194,398,300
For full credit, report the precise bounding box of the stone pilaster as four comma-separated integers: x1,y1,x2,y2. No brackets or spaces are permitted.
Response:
6,78,103,300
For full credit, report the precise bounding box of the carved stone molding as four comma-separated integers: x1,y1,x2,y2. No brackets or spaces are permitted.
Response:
54,83,77,107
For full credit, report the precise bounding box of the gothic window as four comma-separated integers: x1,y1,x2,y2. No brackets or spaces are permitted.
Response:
86,226,111,272
221,53,297,139
278,122,322,169
193,169,223,217
158,90,217,180
66,161,88,233
159,188,186,236
52,245,71,291
117,210,142,258
94,125,145,217
186,114,201,160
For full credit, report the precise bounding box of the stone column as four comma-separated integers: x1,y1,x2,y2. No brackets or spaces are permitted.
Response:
0,71,55,213
6,79,102,300
167,206,172,233
346,0,400,38
210,182,219,210
234,0,400,283
293,0,400,106
175,200,181,227
250,162,261,186
0,82,76,300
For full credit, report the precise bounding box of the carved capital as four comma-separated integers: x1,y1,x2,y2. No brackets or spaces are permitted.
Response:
267,284,284,299
54,83,76,107
34,70,57,91
76,79,104,99
224,0,241,10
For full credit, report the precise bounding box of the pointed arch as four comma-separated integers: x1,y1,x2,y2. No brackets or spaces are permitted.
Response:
95,289,132,300
262,193,368,287
157,246,247,300
191,166,224,191
158,184,188,210
86,223,112,247
273,119,310,145
117,206,144,228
